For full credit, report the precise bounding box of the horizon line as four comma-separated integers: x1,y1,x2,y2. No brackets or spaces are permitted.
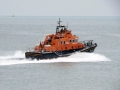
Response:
0,15,120,17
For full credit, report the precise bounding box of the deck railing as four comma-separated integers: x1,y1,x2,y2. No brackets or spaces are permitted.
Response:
26,47,34,52
79,40,96,47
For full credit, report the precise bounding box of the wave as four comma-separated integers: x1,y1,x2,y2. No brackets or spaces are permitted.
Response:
0,51,110,66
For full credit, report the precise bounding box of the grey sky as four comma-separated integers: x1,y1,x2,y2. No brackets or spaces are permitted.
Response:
0,0,120,16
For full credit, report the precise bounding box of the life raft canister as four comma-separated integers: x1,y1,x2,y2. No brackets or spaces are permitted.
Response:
34,45,40,52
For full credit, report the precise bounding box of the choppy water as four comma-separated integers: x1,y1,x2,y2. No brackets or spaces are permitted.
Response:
0,16,120,90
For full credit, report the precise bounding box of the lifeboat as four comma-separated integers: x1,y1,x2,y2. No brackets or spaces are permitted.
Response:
25,18,97,60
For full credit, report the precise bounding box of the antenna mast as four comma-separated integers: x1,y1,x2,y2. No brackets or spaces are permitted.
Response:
58,18,62,26
56,18,62,33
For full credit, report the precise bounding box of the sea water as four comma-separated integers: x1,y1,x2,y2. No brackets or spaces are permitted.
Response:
0,16,120,90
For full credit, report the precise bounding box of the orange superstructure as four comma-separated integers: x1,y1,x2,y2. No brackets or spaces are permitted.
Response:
34,19,84,52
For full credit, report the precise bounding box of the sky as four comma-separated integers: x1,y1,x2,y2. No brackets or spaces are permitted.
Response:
0,0,120,16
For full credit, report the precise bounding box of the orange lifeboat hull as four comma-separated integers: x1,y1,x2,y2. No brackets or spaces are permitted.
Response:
25,42,97,60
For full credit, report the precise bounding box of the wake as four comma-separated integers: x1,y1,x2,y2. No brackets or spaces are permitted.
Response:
0,51,110,66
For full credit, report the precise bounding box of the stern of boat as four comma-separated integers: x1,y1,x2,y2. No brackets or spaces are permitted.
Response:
80,40,97,52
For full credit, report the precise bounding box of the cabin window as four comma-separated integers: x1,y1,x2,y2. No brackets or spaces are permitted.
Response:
73,39,75,42
73,39,76,42
60,41,62,44
73,40,75,42
69,40,72,42
64,41,66,44
60,41,66,44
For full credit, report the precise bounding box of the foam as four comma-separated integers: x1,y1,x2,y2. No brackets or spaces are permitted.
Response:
0,51,110,66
